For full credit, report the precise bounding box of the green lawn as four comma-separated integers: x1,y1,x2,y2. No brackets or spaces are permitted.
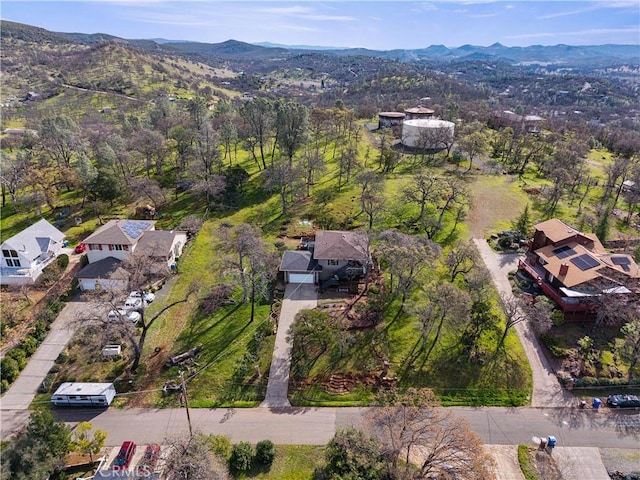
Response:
238,445,325,480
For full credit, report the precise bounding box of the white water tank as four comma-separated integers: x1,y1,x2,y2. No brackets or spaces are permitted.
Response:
401,119,455,149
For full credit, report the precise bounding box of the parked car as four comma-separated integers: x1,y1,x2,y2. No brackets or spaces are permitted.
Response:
607,394,640,409
113,440,136,470
74,243,86,254
138,443,161,474
129,290,156,303
108,309,141,323
123,297,144,311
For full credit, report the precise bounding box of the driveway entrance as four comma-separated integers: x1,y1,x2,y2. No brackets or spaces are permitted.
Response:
261,283,317,407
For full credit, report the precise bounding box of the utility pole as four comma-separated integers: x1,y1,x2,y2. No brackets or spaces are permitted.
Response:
180,371,193,438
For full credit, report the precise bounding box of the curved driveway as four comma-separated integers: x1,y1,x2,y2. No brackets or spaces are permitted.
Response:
473,238,575,407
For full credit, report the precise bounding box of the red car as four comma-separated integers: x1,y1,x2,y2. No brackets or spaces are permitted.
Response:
113,440,136,470
138,444,161,474
74,243,86,254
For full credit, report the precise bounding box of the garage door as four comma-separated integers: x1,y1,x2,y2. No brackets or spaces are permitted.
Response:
288,273,315,284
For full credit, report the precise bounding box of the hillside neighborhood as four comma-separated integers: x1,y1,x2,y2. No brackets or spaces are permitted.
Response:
1,14,639,480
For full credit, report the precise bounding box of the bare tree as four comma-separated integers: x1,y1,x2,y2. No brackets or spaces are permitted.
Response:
414,283,471,363
300,149,326,197
128,127,168,177
163,434,230,480
38,115,84,169
239,97,274,169
275,99,309,165
376,230,440,305
444,241,478,283
263,159,304,216
403,174,442,224
456,123,488,173
436,177,469,235
365,388,495,480
218,223,278,322
0,152,29,212
128,177,168,211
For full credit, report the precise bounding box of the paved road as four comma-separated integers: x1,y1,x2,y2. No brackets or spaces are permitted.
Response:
473,238,575,408
51,405,640,448
261,283,317,408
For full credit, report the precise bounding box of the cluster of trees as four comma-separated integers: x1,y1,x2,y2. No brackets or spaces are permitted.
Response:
162,434,276,479
1,411,106,480
289,230,546,388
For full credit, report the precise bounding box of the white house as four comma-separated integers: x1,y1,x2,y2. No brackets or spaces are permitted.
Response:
51,382,116,407
0,219,65,286
75,219,188,291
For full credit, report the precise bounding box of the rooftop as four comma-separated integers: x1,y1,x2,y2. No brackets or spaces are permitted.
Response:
313,230,369,261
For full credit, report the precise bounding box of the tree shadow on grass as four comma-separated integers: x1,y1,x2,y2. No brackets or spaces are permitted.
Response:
183,303,243,340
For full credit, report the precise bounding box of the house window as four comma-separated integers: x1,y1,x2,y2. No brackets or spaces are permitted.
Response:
88,244,102,251
327,259,340,266
109,245,125,251
2,249,18,258
6,258,21,267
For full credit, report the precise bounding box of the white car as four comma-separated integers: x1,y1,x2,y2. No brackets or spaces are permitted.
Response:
108,309,141,323
123,297,145,311
129,291,156,303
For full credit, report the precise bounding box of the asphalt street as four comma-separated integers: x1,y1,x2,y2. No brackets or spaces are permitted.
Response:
49,406,640,448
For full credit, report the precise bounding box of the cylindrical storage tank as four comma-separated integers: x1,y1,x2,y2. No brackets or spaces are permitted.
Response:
401,119,455,149
404,106,435,120
378,112,406,129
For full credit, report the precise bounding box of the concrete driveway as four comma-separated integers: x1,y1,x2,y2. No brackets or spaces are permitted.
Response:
473,238,575,408
0,297,99,437
261,283,317,408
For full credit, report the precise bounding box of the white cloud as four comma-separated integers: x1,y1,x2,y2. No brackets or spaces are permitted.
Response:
537,0,638,20
469,12,499,18
507,27,640,40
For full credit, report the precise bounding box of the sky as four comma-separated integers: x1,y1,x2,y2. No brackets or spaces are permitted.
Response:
2,1,639,50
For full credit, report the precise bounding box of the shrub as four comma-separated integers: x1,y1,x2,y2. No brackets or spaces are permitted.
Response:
255,440,275,466
229,441,253,472
208,434,232,459
33,320,50,341
1,379,9,393
0,357,20,383
56,254,69,269
21,335,39,356
55,351,68,364
6,348,27,369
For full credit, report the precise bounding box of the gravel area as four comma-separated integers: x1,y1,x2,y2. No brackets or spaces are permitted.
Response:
600,448,640,477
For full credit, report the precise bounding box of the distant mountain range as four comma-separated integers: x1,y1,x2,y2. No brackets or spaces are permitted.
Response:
2,19,638,68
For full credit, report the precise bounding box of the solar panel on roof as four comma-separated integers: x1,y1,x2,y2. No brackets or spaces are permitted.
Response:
612,256,630,266
122,221,149,239
553,245,576,259
570,254,600,271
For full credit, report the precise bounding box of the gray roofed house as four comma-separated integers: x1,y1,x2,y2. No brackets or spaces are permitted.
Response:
279,250,320,284
1,218,66,285
279,230,370,285
75,257,130,291
313,230,369,261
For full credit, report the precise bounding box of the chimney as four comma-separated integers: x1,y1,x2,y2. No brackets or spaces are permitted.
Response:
559,263,569,276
